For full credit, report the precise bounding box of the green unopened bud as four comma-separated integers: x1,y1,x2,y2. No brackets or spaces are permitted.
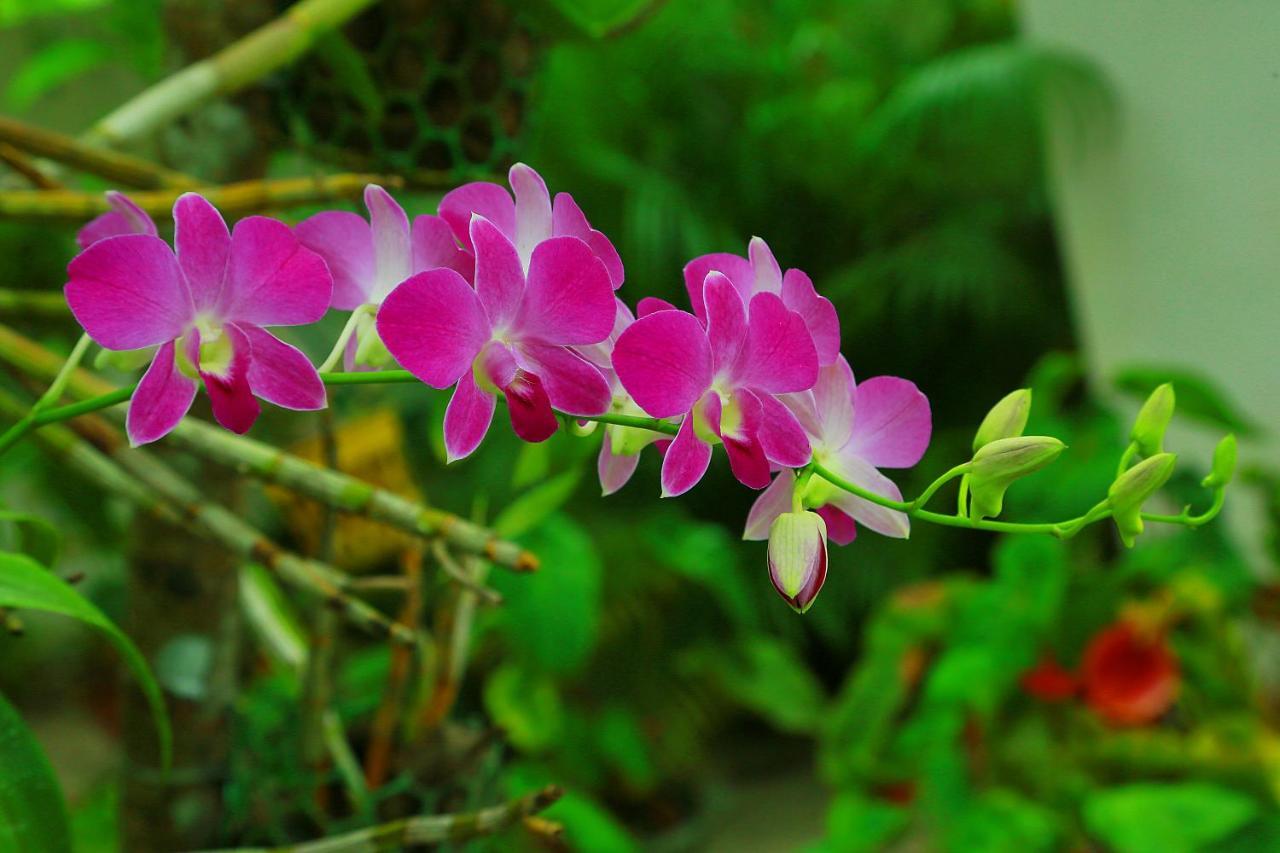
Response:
1108,452,1177,547
967,436,1066,521
973,388,1032,452
1201,434,1237,489
1130,383,1175,457
768,510,828,613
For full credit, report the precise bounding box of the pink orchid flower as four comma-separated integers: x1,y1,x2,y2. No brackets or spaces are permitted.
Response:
612,271,818,497
76,191,156,249
744,356,931,545
440,163,624,290
376,215,615,462
684,236,840,365
296,184,471,311
65,193,332,446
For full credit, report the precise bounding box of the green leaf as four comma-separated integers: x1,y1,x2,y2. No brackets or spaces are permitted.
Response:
534,0,655,39
0,690,72,853
483,665,563,753
1085,783,1257,853
1114,365,1261,437
0,552,170,768
0,0,110,26
822,790,909,853
4,39,116,110
493,470,582,538
0,510,59,567
694,637,827,734
593,706,656,790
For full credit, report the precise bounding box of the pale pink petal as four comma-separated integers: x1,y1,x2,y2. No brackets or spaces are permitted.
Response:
702,272,747,378
502,371,558,443
613,310,712,419
200,324,260,434
782,269,840,365
636,296,677,317
515,343,611,416
598,430,641,496
66,234,191,350
824,451,911,539
752,391,812,467
849,377,932,468
514,236,614,345
748,237,783,294
296,211,376,310
365,185,412,302
815,505,858,546
735,292,818,394
126,340,197,446
376,269,489,387
661,414,712,497
412,214,470,276
77,191,156,249
237,323,325,411
743,469,795,541
812,356,856,449
173,193,230,313
575,298,634,369
444,370,496,462
509,163,552,269
224,217,331,326
439,181,515,250
683,252,753,320
470,215,525,328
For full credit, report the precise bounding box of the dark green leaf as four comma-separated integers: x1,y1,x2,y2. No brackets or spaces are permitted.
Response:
494,470,582,538
0,689,72,853
483,665,563,753
0,510,59,568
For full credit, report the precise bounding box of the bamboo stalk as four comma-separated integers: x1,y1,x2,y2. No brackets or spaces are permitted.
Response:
83,0,380,149
0,142,62,190
201,785,564,852
0,324,538,571
0,173,401,224
0,115,195,188
0,289,70,318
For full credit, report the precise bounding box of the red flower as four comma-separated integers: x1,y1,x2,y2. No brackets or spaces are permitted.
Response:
1020,655,1078,702
1081,621,1179,726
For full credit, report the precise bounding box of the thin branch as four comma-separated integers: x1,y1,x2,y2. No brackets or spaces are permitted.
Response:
0,142,62,189
363,547,424,789
0,115,195,188
83,0,380,149
0,289,70,318
200,785,564,852
432,541,503,605
0,173,402,224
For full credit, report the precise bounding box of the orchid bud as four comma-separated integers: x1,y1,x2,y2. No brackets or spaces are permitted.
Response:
973,388,1032,452
1108,452,1177,547
1130,383,1175,457
967,436,1065,521
1202,434,1237,489
767,510,828,614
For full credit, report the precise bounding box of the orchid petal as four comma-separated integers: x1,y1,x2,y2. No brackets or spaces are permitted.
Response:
753,391,812,467
744,469,796,541
470,215,525,328
365,185,412,302
782,268,840,365
412,214,470,278
377,269,489,387
661,414,711,497
66,234,191,350
815,505,858,546
200,323,260,434
704,391,771,489
444,370,496,462
613,310,712,419
703,272,747,378
735,291,817,393
296,210,376,310
850,377,932,468
173,193,231,313
516,343,611,416
515,236,614,345
748,237,783,295
636,296,677,317
503,371,558,443
225,216,331,326
125,340,197,446
683,252,753,320
598,430,641,496
813,356,856,450
77,191,157,249
510,163,552,269
238,324,325,411
438,181,515,251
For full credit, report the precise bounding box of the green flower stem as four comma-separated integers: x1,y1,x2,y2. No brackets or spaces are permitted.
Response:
909,462,972,511
317,304,372,374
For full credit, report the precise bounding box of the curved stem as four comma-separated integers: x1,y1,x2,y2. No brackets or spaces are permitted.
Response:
317,305,370,374
910,462,971,511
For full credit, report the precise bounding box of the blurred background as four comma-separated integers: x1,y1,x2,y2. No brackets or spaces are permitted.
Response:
1,0,1277,850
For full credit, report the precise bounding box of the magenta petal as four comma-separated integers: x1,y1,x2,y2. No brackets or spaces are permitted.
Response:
439,181,515,251
636,296,677,317
748,237,783,294
683,252,753,320
66,234,191,350
516,343,611,416
126,340,198,446
365,185,412,302
661,415,712,497
815,505,858,546
752,391,812,467
782,269,840,365
471,216,525,328
613,310,712,419
200,324,260,434
412,214,469,277
510,163,552,268
598,430,641,496
850,377,932,468
296,210,376,310
556,193,625,288
444,370,496,462
225,216,331,326
77,191,157,249
743,469,795,541
812,356,856,449
705,391,771,489
503,371,558,443
515,236,614,345
237,323,325,411
585,229,625,290
736,292,818,394
377,269,489,387
702,272,747,377
173,193,231,313
825,451,911,539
